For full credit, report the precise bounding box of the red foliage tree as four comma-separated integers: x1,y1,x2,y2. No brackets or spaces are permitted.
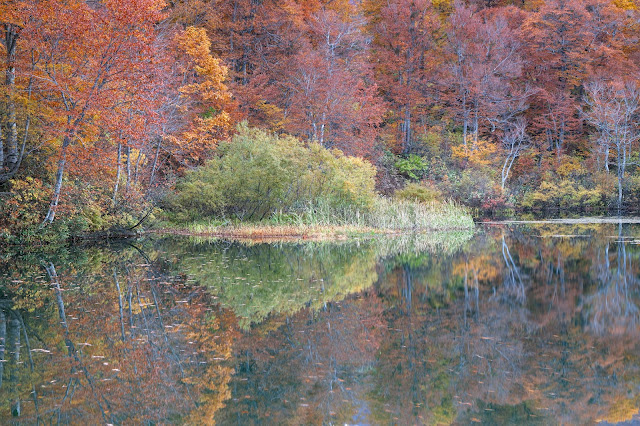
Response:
365,0,443,153
284,9,384,157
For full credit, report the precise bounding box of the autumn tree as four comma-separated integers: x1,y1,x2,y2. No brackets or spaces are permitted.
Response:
0,0,32,184
284,8,384,157
584,79,640,208
365,0,442,153
168,26,232,168
520,0,630,159
3,0,165,223
445,4,526,147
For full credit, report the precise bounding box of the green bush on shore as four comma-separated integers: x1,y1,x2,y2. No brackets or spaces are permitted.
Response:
164,124,473,231
165,124,377,222
394,182,442,204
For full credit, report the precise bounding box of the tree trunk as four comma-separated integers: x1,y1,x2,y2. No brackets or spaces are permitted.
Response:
501,152,515,190
403,104,411,154
43,134,71,224
0,310,5,389
0,24,28,184
149,136,162,186
125,145,131,194
3,24,19,174
112,142,122,206
618,162,624,211
462,90,468,149
134,149,142,184
472,98,479,146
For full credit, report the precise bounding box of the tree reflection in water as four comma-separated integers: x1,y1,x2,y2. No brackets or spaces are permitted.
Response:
216,225,640,424
1,225,639,424
0,246,236,424
584,224,640,336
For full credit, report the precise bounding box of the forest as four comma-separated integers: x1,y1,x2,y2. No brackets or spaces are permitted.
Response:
1,0,640,240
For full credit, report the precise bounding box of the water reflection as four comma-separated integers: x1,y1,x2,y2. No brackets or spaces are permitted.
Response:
0,246,236,424
1,225,639,424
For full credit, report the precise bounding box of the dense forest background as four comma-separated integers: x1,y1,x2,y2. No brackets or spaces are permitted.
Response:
2,0,640,236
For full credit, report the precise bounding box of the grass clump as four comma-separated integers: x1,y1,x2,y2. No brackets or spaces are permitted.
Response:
268,197,472,231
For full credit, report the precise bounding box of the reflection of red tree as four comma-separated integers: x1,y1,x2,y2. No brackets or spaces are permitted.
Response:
371,226,640,424
0,257,238,424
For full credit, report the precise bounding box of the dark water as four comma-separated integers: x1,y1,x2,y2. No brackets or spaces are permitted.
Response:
1,223,640,425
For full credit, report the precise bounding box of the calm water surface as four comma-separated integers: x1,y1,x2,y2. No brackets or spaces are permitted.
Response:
1,222,640,424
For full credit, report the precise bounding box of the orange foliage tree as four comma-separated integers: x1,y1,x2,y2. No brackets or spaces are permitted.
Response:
168,26,232,167
1,0,166,223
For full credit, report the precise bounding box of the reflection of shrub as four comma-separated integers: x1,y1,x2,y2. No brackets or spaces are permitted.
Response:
394,182,442,204
166,124,377,222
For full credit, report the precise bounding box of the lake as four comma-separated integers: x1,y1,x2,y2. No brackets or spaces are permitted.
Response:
1,221,639,424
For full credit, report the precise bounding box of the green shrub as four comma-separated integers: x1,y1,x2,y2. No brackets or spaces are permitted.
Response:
521,178,605,210
440,168,506,210
395,154,428,180
394,182,442,204
167,124,377,222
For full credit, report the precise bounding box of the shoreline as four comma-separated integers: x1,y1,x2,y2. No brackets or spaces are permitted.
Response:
146,223,476,242
0,222,475,247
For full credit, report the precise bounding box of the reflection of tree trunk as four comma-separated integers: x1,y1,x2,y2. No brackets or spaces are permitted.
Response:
13,310,38,418
501,235,525,303
557,252,565,298
7,314,21,416
464,263,469,326
402,264,412,314
114,268,126,341
46,262,113,423
0,310,5,389
587,222,640,334
463,262,480,325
